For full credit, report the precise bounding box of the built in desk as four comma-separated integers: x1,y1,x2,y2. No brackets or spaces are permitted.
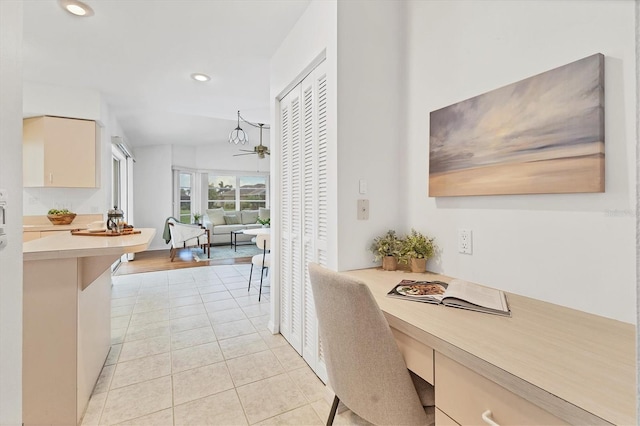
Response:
344,268,636,426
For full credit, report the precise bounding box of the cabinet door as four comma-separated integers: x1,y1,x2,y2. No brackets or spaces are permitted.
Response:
44,116,96,187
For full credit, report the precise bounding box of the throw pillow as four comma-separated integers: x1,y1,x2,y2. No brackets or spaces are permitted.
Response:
241,210,259,225
206,208,226,226
259,207,270,221
224,215,240,225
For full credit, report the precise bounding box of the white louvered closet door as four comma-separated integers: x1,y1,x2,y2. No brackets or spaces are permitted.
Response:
278,60,328,380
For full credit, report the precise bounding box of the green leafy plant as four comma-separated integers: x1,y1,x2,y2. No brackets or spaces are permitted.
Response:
257,217,270,226
369,230,403,262
399,228,436,264
193,212,202,223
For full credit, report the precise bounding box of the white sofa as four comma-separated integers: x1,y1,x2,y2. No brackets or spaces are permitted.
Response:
202,208,269,245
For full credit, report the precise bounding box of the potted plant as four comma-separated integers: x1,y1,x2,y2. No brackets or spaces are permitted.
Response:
400,228,437,273
370,230,402,271
257,217,270,228
193,212,202,225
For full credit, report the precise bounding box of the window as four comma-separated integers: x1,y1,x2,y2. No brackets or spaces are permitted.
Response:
179,172,192,223
207,174,268,211
239,176,267,210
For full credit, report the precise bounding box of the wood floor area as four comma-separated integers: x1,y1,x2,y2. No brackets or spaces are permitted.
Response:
114,248,251,275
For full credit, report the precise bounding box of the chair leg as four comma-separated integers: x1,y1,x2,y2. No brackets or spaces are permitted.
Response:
327,395,340,426
258,266,265,302
248,264,254,293
170,247,176,262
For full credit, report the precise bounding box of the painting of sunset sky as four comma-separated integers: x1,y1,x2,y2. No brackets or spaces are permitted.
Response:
429,53,604,197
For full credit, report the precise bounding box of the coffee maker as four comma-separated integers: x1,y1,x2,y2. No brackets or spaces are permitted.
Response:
107,206,124,233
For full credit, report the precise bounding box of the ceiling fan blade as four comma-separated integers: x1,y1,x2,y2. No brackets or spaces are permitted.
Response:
233,152,256,157
239,149,254,153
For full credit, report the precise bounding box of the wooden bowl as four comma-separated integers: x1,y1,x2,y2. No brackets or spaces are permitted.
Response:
47,213,77,225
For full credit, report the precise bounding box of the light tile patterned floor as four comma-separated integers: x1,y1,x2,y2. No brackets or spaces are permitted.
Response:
81,264,369,426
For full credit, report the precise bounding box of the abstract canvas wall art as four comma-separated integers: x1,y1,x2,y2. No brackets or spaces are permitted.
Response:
429,53,604,197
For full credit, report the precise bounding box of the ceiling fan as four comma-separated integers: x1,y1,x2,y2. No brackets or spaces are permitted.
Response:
233,123,270,159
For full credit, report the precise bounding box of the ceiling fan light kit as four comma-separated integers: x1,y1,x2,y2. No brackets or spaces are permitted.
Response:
229,110,249,145
232,121,270,159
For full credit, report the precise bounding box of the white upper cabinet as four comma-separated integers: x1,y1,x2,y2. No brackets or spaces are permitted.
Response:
23,116,97,188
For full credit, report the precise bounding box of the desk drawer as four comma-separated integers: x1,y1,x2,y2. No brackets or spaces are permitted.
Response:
391,329,434,385
435,353,567,425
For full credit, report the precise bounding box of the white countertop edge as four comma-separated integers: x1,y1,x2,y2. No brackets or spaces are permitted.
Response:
23,228,156,261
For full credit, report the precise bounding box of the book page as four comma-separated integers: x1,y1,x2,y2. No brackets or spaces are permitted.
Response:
387,280,448,304
443,279,509,312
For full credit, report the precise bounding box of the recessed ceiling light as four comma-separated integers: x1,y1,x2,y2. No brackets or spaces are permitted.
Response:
191,73,211,82
59,0,94,17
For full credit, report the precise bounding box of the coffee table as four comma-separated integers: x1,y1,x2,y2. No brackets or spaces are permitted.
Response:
230,230,254,252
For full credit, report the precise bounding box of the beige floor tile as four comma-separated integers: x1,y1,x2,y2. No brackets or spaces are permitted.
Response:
93,364,115,394
124,320,170,342
272,345,308,371
129,308,170,326
111,296,137,308
169,294,202,308
138,286,168,296
170,303,206,319
212,318,256,340
225,278,251,288
111,352,171,389
236,373,308,424
200,290,233,302
258,330,288,349
136,293,169,303
204,298,240,313
132,299,170,314
174,389,248,426
218,332,269,360
172,362,234,405
249,314,271,331
287,365,327,402
119,335,171,362
171,341,224,373
111,327,126,345
168,287,200,299
170,313,210,333
226,349,285,387
100,376,173,425
241,303,271,318
171,326,217,350
116,408,173,425
197,283,226,294
208,307,248,324
81,391,107,426
110,320,128,335
310,399,372,426
105,344,122,366
257,404,323,426
111,305,134,318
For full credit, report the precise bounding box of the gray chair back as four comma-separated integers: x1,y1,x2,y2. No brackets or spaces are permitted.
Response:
308,263,429,425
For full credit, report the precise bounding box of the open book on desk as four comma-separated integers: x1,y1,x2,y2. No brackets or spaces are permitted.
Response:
387,279,511,317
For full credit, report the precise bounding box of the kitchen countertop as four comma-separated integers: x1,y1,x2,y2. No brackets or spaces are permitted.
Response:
23,214,104,232
23,228,156,261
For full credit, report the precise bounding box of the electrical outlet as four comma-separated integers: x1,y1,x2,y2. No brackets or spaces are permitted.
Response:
458,228,472,254
357,199,369,220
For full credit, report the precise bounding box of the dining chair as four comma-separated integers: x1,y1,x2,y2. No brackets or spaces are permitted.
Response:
167,221,209,261
248,233,270,301
308,263,435,426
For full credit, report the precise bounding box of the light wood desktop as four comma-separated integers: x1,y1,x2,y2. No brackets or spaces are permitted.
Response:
344,268,635,426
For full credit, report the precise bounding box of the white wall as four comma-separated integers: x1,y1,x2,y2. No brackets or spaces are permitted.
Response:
133,145,173,250
0,1,22,423
404,0,637,323
336,0,407,271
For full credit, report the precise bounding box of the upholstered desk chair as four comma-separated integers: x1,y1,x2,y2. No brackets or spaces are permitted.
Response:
308,263,435,426
248,233,270,301
167,221,209,261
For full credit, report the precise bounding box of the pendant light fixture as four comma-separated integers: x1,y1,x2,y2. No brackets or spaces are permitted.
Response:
229,110,249,145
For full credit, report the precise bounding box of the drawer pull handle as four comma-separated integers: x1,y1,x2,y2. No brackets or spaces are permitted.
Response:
481,410,500,426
